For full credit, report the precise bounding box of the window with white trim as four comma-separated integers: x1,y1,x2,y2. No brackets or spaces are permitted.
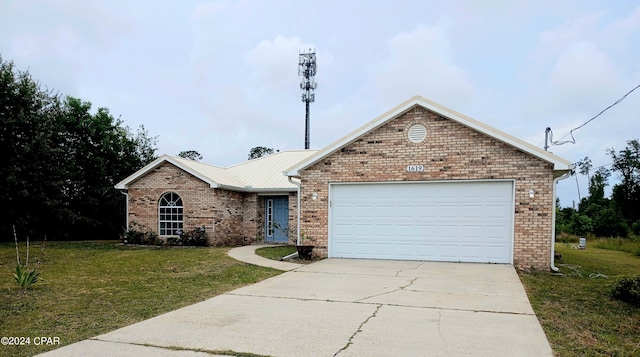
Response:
159,192,183,235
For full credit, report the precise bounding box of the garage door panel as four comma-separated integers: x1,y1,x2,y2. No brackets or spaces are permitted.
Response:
329,181,514,263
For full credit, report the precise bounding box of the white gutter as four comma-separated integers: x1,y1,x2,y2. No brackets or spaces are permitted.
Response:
551,171,573,272
287,175,302,245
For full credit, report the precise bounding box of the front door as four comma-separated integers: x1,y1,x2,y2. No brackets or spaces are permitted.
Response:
265,196,289,243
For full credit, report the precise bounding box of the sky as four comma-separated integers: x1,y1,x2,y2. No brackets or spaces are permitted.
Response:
1,0,639,207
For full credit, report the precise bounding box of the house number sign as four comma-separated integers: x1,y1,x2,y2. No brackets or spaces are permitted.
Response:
406,165,424,172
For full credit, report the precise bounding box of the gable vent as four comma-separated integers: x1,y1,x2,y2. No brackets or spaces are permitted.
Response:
408,124,427,143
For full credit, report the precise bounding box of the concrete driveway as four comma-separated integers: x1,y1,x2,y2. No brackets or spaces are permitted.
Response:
41,259,552,357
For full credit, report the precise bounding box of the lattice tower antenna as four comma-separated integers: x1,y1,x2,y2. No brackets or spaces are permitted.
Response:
298,49,317,150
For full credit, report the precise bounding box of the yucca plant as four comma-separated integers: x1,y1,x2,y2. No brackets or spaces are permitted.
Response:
13,264,41,290
13,225,45,291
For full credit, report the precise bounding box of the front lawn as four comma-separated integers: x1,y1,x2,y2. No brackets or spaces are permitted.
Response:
255,245,297,260
519,244,640,356
0,241,281,356
254,245,323,264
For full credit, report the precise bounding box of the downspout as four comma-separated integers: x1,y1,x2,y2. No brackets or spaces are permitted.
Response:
120,190,129,230
551,171,572,272
287,176,302,245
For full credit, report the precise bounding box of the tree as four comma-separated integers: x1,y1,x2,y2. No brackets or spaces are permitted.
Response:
248,146,274,160
56,97,158,239
587,167,610,204
577,156,592,184
608,139,640,226
0,55,158,241
133,124,158,165
178,150,203,161
1,56,66,239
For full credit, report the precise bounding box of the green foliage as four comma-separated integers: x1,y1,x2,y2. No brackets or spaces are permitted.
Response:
255,246,298,260
12,225,45,291
178,150,203,161
612,277,640,307
632,220,640,236
0,55,158,241
520,245,640,355
608,139,640,225
13,264,41,291
593,237,640,255
177,226,208,246
248,146,274,160
122,225,207,247
558,145,639,238
121,225,158,245
0,240,281,356
571,213,592,236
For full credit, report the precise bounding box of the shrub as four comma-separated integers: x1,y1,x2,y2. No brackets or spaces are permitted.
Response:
612,277,640,307
175,226,208,246
121,224,157,245
122,224,207,247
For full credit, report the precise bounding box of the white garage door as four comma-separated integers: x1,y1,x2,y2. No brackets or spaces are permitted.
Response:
329,181,514,263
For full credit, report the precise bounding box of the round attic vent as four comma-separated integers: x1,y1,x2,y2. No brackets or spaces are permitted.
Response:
408,124,427,143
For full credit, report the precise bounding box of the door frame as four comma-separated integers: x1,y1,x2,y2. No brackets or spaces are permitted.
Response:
265,195,289,243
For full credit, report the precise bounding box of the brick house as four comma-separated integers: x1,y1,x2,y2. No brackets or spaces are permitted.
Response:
116,96,572,270
115,150,318,246
285,96,573,270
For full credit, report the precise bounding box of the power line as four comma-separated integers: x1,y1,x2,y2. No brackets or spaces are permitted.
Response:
548,83,640,147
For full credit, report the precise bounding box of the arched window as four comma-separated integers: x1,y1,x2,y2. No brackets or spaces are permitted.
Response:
159,192,183,235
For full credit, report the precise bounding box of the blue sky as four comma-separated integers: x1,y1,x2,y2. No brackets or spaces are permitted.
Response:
1,0,639,207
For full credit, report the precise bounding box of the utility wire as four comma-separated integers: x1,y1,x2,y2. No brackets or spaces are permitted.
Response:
550,83,640,146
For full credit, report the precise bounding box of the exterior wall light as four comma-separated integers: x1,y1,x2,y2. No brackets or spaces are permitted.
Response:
529,189,535,199
311,193,318,200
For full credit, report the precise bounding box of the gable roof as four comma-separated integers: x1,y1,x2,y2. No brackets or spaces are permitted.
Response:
285,95,574,177
115,150,318,192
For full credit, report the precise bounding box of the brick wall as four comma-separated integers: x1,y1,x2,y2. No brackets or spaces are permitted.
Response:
128,163,215,241
213,189,245,245
288,192,298,244
243,194,260,244
299,105,554,270
127,162,248,246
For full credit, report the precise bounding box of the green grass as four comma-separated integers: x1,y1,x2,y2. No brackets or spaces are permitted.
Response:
254,245,297,260
0,241,281,356
519,244,640,356
254,245,323,264
592,237,640,256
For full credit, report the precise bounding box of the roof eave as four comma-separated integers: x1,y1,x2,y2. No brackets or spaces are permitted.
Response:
114,155,220,190
218,184,298,193
286,96,574,176
285,99,420,176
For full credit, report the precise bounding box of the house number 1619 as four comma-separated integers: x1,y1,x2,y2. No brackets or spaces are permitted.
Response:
406,165,424,172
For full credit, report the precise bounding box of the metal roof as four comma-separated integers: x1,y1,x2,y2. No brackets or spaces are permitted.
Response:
226,150,318,191
115,150,318,192
285,95,574,177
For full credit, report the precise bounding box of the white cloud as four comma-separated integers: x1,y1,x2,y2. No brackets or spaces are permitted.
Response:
548,41,620,107
366,22,475,109
245,36,312,94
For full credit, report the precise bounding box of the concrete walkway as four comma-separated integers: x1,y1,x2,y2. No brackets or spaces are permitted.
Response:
226,244,303,271
39,252,552,357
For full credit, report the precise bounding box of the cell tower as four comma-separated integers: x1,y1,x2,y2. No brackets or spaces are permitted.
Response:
298,49,317,150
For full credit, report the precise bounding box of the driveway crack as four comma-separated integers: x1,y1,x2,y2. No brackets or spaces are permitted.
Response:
395,261,427,277
333,304,382,356
355,277,418,302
